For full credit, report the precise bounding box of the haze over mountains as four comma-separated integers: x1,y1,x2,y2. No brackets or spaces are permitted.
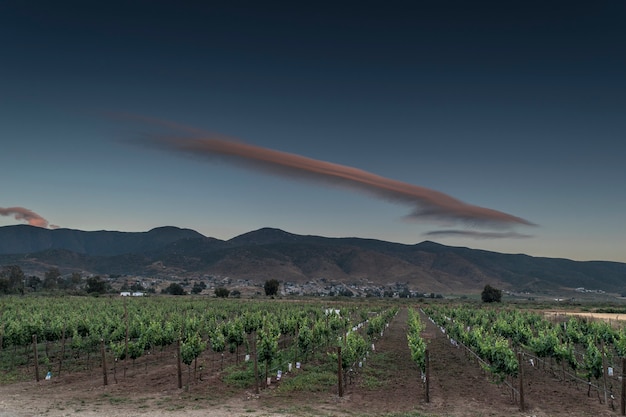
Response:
1,225,624,294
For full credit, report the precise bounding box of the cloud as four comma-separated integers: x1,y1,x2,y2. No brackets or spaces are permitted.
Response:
423,230,533,239
0,207,57,228
129,115,535,231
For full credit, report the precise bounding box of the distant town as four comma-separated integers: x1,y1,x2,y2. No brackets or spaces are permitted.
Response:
111,274,442,299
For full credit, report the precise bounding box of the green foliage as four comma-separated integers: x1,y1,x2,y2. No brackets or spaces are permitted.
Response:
43,267,61,291
297,319,313,359
214,287,230,298
127,340,144,362
340,331,368,371
407,309,426,372
311,318,330,346
257,316,280,364
0,265,26,294
109,340,126,360
615,328,626,357
180,333,206,366
224,318,245,353
264,279,280,296
162,283,186,295
241,311,262,334
481,284,502,303
25,275,42,292
210,328,226,353
223,363,256,388
583,339,603,380
85,276,109,294
367,314,386,339
530,329,559,359
191,281,206,294
276,363,337,392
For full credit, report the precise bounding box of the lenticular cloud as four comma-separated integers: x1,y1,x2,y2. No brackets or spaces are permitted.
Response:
133,116,534,237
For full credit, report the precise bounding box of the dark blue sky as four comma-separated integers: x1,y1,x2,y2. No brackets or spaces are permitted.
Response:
1,1,625,262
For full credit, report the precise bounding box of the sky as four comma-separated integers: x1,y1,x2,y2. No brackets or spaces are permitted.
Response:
1,1,625,263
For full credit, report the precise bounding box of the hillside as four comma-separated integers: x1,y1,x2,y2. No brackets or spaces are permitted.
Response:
0,225,624,294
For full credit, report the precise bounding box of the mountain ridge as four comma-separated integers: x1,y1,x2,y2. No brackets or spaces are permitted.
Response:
1,225,624,294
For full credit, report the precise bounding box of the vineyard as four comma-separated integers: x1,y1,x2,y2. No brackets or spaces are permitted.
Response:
0,296,625,417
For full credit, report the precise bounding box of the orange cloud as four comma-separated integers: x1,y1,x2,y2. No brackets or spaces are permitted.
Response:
0,206,55,228
131,116,535,232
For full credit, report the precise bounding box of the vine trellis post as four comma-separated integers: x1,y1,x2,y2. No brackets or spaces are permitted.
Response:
337,346,343,397
253,332,259,395
176,339,182,389
100,339,108,386
425,348,430,403
518,351,525,412
32,334,39,382
621,357,625,416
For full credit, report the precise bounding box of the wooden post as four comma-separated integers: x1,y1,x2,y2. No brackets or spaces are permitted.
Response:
425,348,430,403
337,346,343,397
0,311,3,353
601,341,608,405
294,323,299,366
253,332,259,394
621,358,626,416
58,322,66,376
518,351,525,412
101,339,108,386
177,339,183,389
32,334,40,382
124,298,129,363
123,298,129,378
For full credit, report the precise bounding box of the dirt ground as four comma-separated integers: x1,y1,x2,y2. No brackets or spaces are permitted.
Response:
0,307,621,417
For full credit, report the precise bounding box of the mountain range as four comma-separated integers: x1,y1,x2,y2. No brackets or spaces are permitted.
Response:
1,224,624,294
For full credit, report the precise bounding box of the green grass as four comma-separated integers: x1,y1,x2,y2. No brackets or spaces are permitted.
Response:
0,348,32,383
100,393,131,405
358,350,400,391
276,363,337,392
223,362,257,388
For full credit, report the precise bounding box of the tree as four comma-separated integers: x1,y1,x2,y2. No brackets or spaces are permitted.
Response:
214,287,230,298
26,275,42,292
191,281,206,294
59,272,82,290
481,284,502,303
0,265,25,294
264,279,280,296
399,288,412,298
85,276,108,294
163,283,186,295
43,268,61,290
338,288,354,297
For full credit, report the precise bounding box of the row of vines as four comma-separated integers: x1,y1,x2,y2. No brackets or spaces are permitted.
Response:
0,296,397,391
419,304,626,410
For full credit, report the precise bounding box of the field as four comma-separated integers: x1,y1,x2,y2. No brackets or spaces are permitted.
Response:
0,296,624,417
547,311,626,323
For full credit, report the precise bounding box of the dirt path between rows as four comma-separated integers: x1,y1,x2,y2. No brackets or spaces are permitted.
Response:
417,309,520,416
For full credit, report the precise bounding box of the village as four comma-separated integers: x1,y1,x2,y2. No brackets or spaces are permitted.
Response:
113,274,438,299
